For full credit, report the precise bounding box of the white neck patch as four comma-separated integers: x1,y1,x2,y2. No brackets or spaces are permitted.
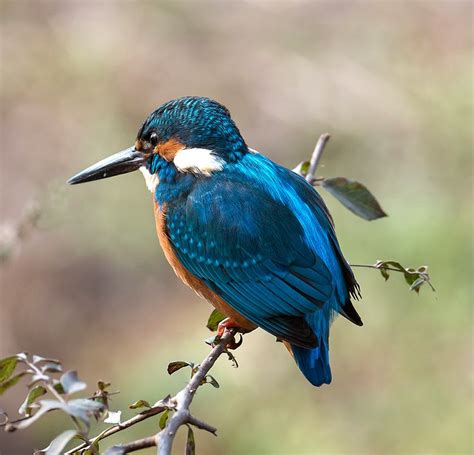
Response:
139,148,225,193
139,166,159,193
173,148,225,176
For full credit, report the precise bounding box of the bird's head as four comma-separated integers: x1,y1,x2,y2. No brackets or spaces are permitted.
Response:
68,97,247,189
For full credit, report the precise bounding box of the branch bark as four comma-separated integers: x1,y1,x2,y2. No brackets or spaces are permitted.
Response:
305,133,330,182
105,436,157,454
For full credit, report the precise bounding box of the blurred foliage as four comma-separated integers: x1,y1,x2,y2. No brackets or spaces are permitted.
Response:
0,1,472,454
0,354,109,453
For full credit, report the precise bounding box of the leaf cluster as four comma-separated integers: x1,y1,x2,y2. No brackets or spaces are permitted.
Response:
0,353,116,454
373,260,435,293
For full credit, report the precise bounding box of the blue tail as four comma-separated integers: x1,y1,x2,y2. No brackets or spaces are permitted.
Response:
291,312,332,387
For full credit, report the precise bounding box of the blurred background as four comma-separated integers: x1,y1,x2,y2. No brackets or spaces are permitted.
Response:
0,1,472,454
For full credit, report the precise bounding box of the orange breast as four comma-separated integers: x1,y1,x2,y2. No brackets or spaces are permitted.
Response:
154,201,256,332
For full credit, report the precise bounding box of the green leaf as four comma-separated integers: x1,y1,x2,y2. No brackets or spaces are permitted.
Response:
129,399,151,410
29,372,50,388
292,161,310,177
0,356,18,382
167,361,192,375
104,410,121,424
322,177,387,221
375,260,404,273
32,356,61,366
205,375,220,389
19,385,47,415
97,381,111,391
206,309,227,331
35,429,78,455
16,352,28,362
409,277,426,293
205,335,220,346
0,372,27,395
159,409,170,430
41,363,63,374
13,400,64,430
83,440,100,455
53,382,65,395
66,399,105,425
60,370,87,395
186,426,195,455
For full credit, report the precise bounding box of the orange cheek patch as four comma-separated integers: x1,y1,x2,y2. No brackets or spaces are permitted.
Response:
155,138,184,162
135,139,143,151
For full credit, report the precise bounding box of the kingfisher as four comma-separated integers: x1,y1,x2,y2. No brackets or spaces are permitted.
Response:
68,96,362,387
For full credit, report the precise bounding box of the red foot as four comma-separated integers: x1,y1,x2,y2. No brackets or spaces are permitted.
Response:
217,318,244,350
217,317,243,337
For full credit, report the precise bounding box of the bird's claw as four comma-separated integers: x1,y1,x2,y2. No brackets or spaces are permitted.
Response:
225,333,243,350
216,318,245,350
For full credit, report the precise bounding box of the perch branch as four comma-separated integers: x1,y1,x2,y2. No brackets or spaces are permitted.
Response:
155,330,235,455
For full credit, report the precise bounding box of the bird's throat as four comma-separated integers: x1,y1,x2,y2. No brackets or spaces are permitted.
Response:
141,163,201,204
139,166,159,193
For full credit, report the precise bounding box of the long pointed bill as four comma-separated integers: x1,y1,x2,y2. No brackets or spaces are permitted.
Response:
67,147,146,185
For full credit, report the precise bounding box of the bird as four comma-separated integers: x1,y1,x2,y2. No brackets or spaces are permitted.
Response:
68,96,362,387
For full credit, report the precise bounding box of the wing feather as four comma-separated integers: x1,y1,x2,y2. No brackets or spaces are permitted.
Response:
166,175,337,347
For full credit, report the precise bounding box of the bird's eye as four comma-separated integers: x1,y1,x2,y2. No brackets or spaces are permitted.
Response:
149,133,159,147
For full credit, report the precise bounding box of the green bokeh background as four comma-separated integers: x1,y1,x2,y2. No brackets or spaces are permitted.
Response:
0,1,472,454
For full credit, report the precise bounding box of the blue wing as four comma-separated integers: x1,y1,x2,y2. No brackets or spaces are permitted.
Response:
165,153,360,350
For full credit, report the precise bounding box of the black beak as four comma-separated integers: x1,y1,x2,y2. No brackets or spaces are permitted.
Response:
67,147,146,185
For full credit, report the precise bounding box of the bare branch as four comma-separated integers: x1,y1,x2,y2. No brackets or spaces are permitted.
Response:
105,436,157,454
65,405,167,454
305,133,331,183
187,415,217,435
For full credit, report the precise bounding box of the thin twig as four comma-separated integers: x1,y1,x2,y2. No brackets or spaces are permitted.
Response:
187,415,217,435
350,264,423,274
106,436,157,454
350,264,405,272
66,406,167,454
305,133,331,182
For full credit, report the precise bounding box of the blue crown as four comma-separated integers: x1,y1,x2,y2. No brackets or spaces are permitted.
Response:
138,96,247,162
